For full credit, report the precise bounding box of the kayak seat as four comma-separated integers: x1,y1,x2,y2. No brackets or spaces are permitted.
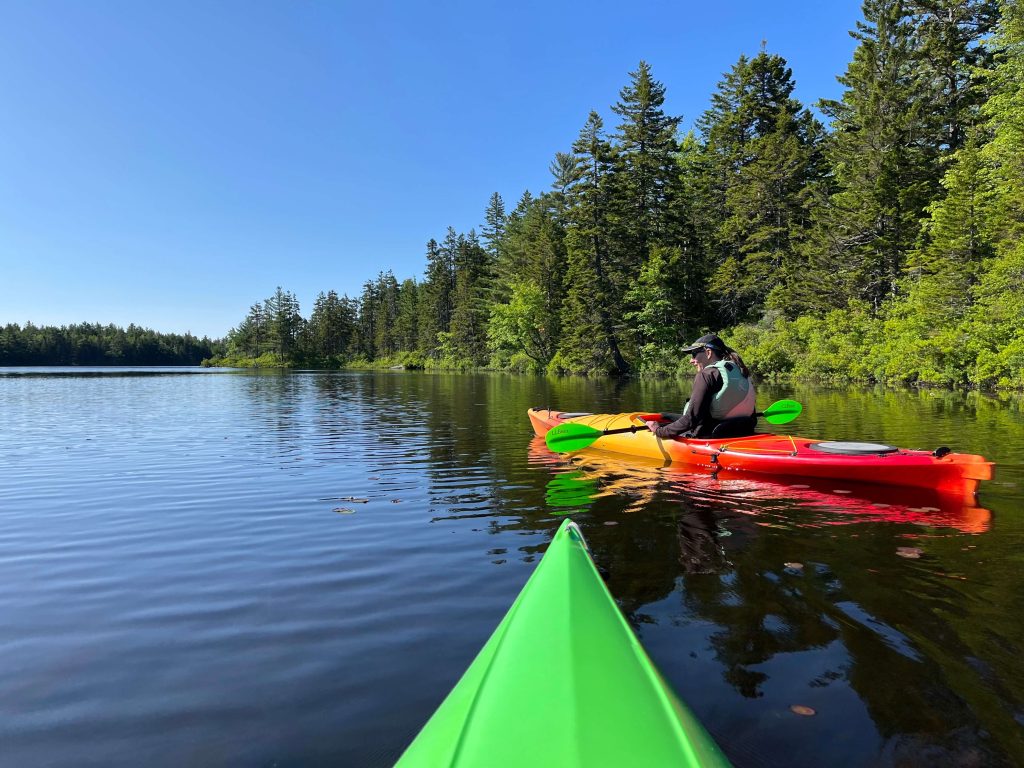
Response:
809,441,899,455
710,415,758,438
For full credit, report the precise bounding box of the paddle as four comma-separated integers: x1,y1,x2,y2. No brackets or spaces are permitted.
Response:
544,399,803,453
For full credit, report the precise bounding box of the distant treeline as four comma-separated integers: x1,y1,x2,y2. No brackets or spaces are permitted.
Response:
210,0,1024,389
0,323,222,366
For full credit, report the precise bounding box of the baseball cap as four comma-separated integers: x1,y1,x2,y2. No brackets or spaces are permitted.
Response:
680,333,729,355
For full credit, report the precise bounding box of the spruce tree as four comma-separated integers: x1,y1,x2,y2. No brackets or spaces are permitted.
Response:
805,0,939,312
698,48,825,323
417,238,452,357
610,61,683,270
394,279,420,354
557,111,629,374
449,231,491,365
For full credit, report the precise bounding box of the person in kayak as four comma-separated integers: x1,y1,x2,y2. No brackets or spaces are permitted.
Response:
645,333,757,439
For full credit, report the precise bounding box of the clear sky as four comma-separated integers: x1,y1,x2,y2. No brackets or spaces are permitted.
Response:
1,0,863,339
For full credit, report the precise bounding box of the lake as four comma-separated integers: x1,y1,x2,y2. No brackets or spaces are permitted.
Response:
1,368,1022,767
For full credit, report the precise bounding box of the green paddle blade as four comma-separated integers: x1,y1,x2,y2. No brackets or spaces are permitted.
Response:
545,422,604,452
761,399,802,425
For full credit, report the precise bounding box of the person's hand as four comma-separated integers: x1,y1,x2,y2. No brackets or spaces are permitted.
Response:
645,420,659,432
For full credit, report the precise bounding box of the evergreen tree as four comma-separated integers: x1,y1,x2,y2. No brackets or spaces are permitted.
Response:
355,280,378,359
623,246,685,372
449,231,491,364
487,193,566,368
967,0,1024,386
610,61,683,271
481,192,506,263
264,287,303,358
698,48,825,322
804,0,955,312
907,0,1000,153
372,271,401,358
548,151,583,220
557,112,629,374
307,290,355,359
905,136,996,322
394,278,420,354
417,238,453,357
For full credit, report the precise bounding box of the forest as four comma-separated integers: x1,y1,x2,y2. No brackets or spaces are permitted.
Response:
0,323,221,366
209,0,1023,389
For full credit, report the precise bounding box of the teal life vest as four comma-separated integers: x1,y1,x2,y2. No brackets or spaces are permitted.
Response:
709,359,756,419
682,360,756,421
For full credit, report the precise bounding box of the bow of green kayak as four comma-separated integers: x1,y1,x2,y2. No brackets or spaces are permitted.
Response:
395,519,731,767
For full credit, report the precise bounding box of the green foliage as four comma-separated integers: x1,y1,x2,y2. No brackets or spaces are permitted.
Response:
487,281,555,372
623,247,684,373
699,48,826,323
0,322,220,365
202,9,1023,388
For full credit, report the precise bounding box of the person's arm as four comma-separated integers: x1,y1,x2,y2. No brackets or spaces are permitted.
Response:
653,370,716,439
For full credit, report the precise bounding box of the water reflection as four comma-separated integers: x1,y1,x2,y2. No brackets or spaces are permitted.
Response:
4,369,1020,767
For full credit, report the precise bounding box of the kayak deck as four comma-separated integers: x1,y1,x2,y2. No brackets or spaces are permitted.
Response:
395,519,731,767
529,408,993,501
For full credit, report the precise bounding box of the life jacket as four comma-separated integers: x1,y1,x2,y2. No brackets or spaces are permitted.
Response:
709,359,756,419
682,360,756,421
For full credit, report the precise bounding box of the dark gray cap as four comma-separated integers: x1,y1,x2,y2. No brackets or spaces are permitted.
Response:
681,333,729,355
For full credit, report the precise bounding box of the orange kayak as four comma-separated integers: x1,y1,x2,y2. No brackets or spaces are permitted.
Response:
528,408,993,502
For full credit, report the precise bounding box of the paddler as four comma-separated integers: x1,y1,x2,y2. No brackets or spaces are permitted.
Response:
645,333,757,439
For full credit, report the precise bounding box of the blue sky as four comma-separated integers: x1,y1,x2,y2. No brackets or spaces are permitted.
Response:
1,0,863,338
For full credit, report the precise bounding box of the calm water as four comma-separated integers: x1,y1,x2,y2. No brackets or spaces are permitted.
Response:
1,368,1022,767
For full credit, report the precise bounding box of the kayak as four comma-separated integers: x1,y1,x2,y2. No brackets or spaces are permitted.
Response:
529,408,993,501
394,518,732,768
528,436,992,534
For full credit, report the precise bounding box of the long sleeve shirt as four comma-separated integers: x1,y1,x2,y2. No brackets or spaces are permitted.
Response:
653,365,724,439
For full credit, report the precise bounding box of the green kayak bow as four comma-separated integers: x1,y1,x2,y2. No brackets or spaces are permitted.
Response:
395,519,732,767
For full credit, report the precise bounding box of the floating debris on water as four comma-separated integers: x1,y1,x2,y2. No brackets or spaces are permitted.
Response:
603,520,619,526
790,705,816,716
896,547,923,559
334,508,356,515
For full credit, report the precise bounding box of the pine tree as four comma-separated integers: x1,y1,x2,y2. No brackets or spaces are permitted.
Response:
307,290,355,359
264,287,303,359
481,192,506,263
394,278,420,354
557,112,629,374
449,231,491,364
355,280,377,359
417,238,453,357
905,136,996,322
487,193,566,368
907,0,1000,153
804,0,940,312
373,271,400,358
610,61,683,270
698,48,825,323
967,0,1024,386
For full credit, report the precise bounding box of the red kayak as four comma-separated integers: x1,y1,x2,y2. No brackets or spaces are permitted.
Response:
529,408,993,502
